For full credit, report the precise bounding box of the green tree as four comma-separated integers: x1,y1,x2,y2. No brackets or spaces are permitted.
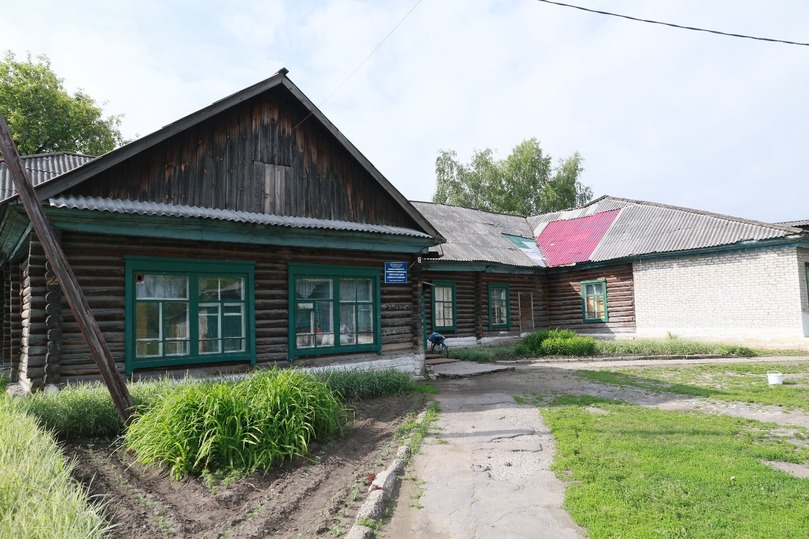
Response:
0,51,124,155
433,138,592,215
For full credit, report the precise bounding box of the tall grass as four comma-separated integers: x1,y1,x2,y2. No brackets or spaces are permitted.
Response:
517,328,596,356
594,338,757,357
448,345,518,363
125,369,348,479
15,378,175,440
0,397,111,538
15,369,417,441
316,368,414,401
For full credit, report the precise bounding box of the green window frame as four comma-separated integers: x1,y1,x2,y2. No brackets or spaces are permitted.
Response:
288,264,381,360
581,279,608,323
125,256,256,373
431,280,456,332
488,283,510,331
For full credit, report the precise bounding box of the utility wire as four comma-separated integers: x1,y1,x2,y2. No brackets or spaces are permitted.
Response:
292,0,423,132
323,0,423,105
536,0,809,47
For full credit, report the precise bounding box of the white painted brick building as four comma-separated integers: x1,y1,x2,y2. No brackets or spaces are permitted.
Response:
634,246,809,339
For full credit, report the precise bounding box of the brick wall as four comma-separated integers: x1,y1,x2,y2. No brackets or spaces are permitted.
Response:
633,246,808,339
798,248,809,336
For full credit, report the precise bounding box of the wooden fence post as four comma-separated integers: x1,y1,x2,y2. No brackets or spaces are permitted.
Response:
0,115,134,423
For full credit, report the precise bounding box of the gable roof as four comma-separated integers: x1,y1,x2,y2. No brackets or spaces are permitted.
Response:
2,69,441,242
0,152,95,201
529,195,805,264
411,201,543,267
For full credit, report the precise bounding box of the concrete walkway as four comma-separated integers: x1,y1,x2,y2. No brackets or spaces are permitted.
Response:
382,360,585,538
386,390,584,538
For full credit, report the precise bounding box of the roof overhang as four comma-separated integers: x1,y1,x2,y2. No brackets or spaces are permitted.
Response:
421,260,542,275
39,203,437,254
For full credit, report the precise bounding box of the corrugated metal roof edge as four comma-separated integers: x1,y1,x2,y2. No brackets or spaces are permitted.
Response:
0,153,97,202
47,195,433,239
581,195,805,236
0,151,95,163
529,195,804,236
778,219,809,228
411,200,531,219
421,258,541,273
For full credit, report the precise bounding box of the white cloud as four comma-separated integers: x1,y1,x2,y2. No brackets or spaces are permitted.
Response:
1,0,806,221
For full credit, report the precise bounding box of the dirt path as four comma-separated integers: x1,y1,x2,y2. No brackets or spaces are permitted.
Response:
381,357,809,538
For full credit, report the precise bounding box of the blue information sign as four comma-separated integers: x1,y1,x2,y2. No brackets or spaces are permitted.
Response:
384,261,408,284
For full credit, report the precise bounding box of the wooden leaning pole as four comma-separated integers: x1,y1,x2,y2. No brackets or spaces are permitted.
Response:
0,115,134,424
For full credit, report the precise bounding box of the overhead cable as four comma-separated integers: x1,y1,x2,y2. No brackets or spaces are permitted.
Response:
293,0,423,132
536,0,809,47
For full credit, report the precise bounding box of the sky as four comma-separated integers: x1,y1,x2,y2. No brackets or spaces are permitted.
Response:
2,0,807,222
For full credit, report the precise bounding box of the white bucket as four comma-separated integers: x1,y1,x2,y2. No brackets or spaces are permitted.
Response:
767,372,784,385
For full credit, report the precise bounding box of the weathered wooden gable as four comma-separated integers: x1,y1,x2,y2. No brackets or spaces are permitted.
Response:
63,86,419,229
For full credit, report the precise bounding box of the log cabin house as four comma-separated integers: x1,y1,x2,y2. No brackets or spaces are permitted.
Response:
2,72,808,392
0,69,444,392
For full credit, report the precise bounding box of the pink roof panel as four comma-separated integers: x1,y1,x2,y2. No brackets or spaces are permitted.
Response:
536,209,620,266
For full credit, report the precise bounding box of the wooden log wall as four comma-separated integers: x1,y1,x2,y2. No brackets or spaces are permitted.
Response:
411,262,425,353
423,271,477,338
66,89,418,229
4,266,21,381
422,271,548,340
18,240,49,391
480,273,548,337
1,270,7,376
546,264,635,334
44,260,62,385
42,231,422,384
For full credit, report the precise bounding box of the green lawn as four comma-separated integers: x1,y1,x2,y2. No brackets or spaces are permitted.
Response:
542,397,809,539
540,363,809,537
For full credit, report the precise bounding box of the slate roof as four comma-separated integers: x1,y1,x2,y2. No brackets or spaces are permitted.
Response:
413,196,806,270
529,196,805,264
49,195,432,238
0,153,95,201
411,201,543,267
778,219,809,230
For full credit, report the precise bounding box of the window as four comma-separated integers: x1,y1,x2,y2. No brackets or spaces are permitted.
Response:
581,279,608,323
125,257,255,373
289,264,381,359
488,283,509,330
432,281,456,331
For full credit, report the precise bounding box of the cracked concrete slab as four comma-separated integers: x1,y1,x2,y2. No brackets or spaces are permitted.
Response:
384,388,584,538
